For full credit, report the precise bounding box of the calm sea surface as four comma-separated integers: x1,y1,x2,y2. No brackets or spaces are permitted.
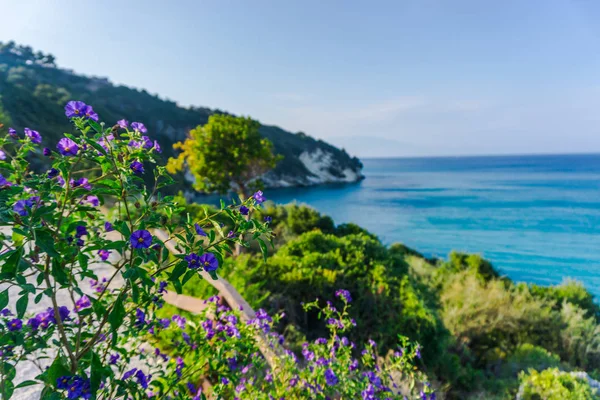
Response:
266,154,600,297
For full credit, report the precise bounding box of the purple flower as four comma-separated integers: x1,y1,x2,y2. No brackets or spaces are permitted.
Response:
153,140,161,153
109,353,120,365
72,178,91,190
175,356,184,378
185,253,201,269
24,128,41,144
57,138,79,156
253,190,266,204
42,148,51,156
335,289,352,303
156,283,167,296
172,315,186,329
135,370,150,389
141,136,153,149
239,206,249,216
130,161,144,175
128,140,142,148
325,369,338,386
130,230,152,249
264,216,272,223
349,359,359,371
131,122,147,133
58,306,70,321
0,309,12,316
57,376,71,390
83,105,99,121
104,222,114,232
227,230,236,239
8,128,17,138
7,318,22,331
199,253,218,272
0,149,6,160
415,344,422,359
0,174,13,187
87,195,99,206
194,223,207,236
158,318,171,328
75,295,91,312
135,309,146,327
221,377,229,385
123,368,137,380
48,168,59,178
117,119,128,129
65,101,86,118
98,249,110,261
74,226,87,238
13,199,33,216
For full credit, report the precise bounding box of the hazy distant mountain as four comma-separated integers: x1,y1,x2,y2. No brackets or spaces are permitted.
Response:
0,41,363,189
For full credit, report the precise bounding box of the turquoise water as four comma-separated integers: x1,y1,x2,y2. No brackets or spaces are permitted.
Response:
266,154,600,298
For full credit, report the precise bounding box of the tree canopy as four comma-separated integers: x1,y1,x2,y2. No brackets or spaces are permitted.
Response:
167,114,281,197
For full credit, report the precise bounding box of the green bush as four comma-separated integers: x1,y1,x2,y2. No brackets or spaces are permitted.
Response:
529,280,600,320
519,368,599,400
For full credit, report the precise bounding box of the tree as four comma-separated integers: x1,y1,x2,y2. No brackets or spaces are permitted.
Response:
167,114,280,198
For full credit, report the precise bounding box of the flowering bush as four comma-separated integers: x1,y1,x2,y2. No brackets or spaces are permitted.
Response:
0,102,272,399
152,290,434,399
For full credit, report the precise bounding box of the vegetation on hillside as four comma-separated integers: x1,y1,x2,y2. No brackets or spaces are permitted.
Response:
170,198,600,399
0,41,363,189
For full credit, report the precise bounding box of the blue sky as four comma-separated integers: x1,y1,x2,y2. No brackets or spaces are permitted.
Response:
2,0,600,157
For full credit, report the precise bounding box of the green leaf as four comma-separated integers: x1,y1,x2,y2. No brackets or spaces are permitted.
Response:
208,270,219,281
0,289,8,310
1,378,14,399
15,380,38,388
44,356,69,386
1,248,23,275
84,137,107,156
35,230,59,257
108,296,126,333
90,352,103,394
16,294,28,318
257,238,268,262
170,261,187,282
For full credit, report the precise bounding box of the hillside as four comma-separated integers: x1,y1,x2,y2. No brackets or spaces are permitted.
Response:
0,41,363,189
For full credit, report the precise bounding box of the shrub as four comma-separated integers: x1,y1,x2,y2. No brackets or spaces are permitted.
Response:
153,292,434,399
518,368,599,400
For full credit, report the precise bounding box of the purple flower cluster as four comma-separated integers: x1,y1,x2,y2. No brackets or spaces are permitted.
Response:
90,278,108,294
253,190,266,204
65,101,99,121
28,306,70,330
122,368,151,389
56,375,91,399
13,196,41,216
335,289,352,303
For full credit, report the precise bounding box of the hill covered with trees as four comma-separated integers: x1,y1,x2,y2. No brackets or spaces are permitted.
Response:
0,41,363,191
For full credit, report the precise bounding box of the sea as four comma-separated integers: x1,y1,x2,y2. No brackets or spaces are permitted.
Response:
266,154,600,298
